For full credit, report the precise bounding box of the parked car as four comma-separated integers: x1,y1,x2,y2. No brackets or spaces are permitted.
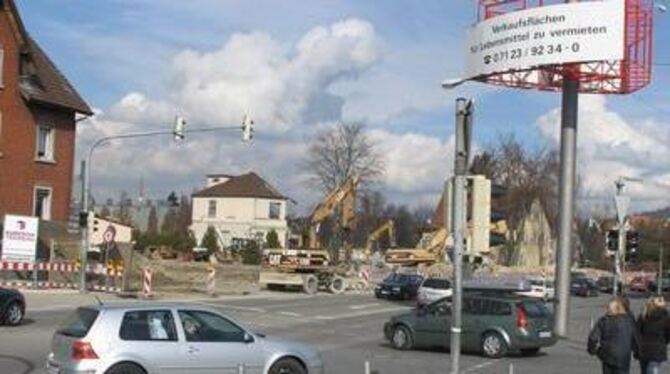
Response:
46,303,323,374
417,278,452,307
596,276,620,294
571,278,599,297
384,294,557,358
516,278,555,301
629,276,652,294
0,287,25,326
375,273,424,301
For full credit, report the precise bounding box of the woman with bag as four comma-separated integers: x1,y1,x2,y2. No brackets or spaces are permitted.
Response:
588,297,640,374
636,296,670,374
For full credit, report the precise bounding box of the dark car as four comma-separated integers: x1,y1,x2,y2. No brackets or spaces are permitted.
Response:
649,277,670,293
596,276,619,294
375,273,424,301
570,278,599,297
0,287,25,326
383,294,557,358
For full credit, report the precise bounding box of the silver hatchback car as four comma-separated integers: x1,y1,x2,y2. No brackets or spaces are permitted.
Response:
46,303,323,374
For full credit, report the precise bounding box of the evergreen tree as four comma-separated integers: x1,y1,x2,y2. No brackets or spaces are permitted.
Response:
265,229,281,248
200,226,220,255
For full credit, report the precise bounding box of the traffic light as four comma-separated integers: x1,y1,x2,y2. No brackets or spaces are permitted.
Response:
626,231,639,261
173,115,186,141
606,229,618,255
79,211,88,227
241,114,254,142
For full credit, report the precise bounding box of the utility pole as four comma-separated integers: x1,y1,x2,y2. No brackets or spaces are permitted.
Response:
659,244,664,296
450,98,473,374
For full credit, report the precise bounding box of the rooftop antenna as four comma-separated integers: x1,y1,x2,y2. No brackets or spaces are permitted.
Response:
94,295,104,306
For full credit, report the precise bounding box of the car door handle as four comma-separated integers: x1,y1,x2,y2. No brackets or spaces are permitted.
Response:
187,346,200,354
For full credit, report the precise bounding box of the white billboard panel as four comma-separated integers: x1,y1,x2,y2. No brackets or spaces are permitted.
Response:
465,0,625,79
1,215,39,262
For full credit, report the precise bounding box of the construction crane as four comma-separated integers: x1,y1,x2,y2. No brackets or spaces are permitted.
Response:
366,219,396,255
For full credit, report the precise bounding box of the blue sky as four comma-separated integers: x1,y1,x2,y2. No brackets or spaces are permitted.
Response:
15,1,670,213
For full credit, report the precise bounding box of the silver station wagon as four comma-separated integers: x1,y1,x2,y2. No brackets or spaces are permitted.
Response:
46,303,323,374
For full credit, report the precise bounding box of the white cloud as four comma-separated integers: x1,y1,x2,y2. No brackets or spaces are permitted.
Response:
370,129,455,194
77,18,380,202
535,95,670,210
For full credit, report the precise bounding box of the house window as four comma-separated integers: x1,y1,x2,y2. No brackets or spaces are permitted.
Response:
36,125,55,161
208,200,217,218
269,202,281,219
34,186,52,220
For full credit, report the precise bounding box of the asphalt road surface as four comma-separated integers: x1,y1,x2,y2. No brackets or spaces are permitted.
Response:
0,292,652,374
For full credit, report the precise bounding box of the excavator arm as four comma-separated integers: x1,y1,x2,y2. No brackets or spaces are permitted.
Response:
308,175,358,249
366,219,396,253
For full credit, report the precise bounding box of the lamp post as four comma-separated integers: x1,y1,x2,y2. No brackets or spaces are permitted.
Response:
78,115,254,293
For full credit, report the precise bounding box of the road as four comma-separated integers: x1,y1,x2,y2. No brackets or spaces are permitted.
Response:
0,292,649,374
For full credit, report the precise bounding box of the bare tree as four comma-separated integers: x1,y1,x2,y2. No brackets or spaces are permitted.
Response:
303,122,384,192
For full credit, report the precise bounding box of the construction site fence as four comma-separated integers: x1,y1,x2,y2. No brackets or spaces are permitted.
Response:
0,261,124,292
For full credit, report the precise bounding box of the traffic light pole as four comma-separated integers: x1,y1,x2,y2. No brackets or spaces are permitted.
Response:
79,124,247,293
450,98,472,374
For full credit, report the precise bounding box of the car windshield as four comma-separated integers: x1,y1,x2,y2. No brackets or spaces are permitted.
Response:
385,274,420,284
422,279,450,289
56,308,99,338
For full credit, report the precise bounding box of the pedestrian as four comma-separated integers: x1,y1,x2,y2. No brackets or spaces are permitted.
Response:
636,296,670,374
588,297,640,374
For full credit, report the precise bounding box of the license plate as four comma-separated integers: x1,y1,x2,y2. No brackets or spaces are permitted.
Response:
381,290,389,295
539,331,552,338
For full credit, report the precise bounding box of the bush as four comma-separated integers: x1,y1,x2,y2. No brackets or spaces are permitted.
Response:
265,229,281,248
241,240,262,265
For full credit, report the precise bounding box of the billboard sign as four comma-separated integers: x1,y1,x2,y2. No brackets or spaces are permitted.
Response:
464,0,625,79
1,215,39,262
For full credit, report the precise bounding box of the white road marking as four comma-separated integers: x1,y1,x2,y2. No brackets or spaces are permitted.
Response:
315,306,410,320
196,302,266,313
462,361,496,373
349,303,380,310
278,311,303,317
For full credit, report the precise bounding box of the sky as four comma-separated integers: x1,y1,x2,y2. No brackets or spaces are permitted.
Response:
15,0,670,215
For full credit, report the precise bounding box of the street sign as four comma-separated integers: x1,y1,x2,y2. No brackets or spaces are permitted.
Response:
464,0,625,79
614,195,630,225
1,215,39,262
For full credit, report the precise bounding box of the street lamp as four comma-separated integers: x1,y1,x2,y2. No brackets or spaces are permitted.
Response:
78,115,254,293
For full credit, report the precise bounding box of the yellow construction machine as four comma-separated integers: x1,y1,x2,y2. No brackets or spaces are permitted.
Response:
259,175,358,294
365,219,396,255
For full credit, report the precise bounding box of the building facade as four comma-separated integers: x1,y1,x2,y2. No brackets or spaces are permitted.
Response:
190,173,288,249
0,0,92,223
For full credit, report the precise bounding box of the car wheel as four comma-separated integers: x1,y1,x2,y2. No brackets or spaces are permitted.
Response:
105,362,146,374
481,331,508,359
391,325,413,350
521,348,540,356
4,301,23,326
269,358,306,374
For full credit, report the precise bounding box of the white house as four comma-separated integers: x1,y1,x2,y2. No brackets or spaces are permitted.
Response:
190,172,288,249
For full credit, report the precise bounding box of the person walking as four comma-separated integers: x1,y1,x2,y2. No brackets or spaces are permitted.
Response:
636,296,670,374
588,297,640,374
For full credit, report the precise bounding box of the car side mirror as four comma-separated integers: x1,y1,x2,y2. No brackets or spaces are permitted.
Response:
243,332,255,344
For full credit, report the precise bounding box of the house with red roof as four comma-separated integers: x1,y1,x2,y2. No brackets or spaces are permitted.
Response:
190,172,289,249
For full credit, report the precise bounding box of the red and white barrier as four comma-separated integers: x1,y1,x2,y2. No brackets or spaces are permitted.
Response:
143,268,153,298
0,261,123,292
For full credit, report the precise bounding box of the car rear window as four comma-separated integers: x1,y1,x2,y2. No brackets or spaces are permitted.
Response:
56,308,99,338
519,300,550,318
120,310,178,341
423,279,450,289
